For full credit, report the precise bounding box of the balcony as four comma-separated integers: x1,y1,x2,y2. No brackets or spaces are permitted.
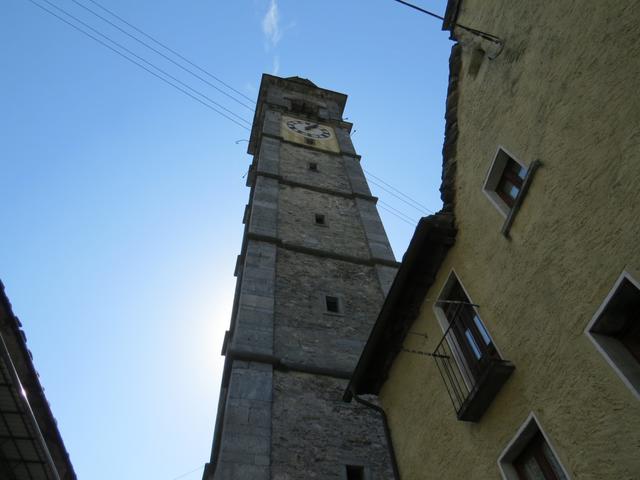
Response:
433,317,514,422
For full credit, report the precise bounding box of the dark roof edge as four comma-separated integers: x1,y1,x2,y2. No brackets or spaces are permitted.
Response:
442,0,462,32
0,281,77,480
345,213,456,399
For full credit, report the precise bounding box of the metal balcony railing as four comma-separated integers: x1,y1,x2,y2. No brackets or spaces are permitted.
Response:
432,316,515,422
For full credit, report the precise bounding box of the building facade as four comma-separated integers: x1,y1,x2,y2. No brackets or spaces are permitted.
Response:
0,281,76,479
348,0,640,479
204,75,399,479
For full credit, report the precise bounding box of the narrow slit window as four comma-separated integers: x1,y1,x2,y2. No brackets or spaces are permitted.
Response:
305,138,316,145
325,296,340,313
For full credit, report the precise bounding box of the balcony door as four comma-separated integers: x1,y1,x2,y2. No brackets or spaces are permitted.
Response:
442,280,498,381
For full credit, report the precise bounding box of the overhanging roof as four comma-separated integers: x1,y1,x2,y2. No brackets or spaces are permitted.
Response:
345,214,456,400
0,282,76,480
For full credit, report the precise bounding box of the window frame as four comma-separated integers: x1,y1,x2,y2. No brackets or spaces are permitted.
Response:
320,293,344,316
433,270,502,386
584,270,640,399
483,147,528,218
498,412,571,480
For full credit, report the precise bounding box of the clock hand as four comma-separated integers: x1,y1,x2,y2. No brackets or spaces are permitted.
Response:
305,123,319,130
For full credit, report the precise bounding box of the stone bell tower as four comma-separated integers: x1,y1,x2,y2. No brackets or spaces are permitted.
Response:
203,75,399,479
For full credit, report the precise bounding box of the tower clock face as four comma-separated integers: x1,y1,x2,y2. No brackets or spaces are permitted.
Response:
285,119,333,139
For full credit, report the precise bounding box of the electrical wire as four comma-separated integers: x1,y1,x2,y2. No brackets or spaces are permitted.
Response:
27,0,251,130
41,0,251,126
378,205,416,227
26,0,441,215
365,168,435,214
70,0,255,111
169,465,203,480
368,176,434,216
391,0,503,44
379,200,417,224
84,0,255,104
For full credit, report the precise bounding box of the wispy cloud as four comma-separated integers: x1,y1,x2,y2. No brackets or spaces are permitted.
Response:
262,0,281,48
272,55,280,75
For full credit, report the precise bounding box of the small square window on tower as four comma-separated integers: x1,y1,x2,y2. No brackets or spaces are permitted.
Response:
325,295,341,314
314,213,326,226
345,465,365,480
586,271,640,398
308,162,319,172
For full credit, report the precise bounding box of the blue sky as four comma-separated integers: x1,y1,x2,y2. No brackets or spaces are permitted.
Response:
0,0,451,478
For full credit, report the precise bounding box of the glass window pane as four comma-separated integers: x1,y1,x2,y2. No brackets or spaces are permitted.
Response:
465,329,482,359
473,314,492,345
518,165,528,179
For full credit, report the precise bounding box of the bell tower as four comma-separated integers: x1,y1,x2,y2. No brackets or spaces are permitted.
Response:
204,75,399,479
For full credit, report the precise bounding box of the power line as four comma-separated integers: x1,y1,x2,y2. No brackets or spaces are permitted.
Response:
70,0,255,111
363,169,435,213
27,0,250,130
367,176,434,216
169,465,203,480
61,1,437,217
27,0,443,214
378,204,416,227
84,0,255,104
41,0,251,126
378,200,417,224
391,0,503,44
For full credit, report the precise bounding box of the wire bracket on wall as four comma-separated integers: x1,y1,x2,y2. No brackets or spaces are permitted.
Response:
392,0,504,56
401,347,449,359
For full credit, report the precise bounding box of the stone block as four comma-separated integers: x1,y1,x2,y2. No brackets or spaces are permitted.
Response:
344,156,372,197
258,137,281,176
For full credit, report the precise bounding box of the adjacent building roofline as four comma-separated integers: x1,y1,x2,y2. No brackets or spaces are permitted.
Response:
345,213,456,399
442,0,463,32
345,40,464,400
0,280,76,479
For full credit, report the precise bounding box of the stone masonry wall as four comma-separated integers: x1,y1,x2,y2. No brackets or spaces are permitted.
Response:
279,143,352,194
278,185,370,260
214,361,272,480
271,371,393,480
274,249,384,372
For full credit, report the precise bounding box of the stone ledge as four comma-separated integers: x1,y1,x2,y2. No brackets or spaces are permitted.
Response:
245,232,401,268
248,170,378,202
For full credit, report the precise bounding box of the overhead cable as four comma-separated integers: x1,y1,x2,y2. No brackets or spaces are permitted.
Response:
27,0,251,130
378,205,416,227
391,0,503,44
70,0,255,111
84,0,255,104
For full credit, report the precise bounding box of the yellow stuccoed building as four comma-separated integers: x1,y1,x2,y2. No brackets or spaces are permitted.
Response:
346,0,640,479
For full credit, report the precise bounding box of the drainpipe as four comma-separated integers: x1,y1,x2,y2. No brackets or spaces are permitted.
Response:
349,387,401,480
